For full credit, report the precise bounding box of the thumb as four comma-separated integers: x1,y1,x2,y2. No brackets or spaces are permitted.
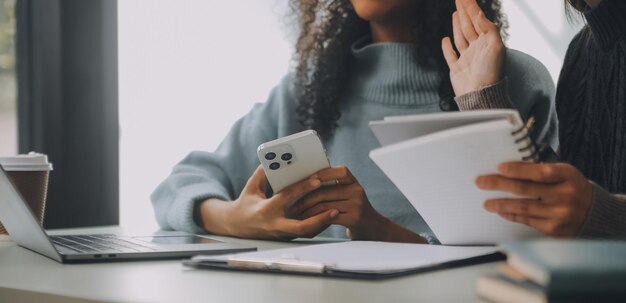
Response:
281,209,339,238
244,165,268,196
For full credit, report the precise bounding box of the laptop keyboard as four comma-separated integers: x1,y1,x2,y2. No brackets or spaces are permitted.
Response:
50,234,157,254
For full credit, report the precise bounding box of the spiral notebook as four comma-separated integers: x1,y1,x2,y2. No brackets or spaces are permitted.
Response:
369,110,544,245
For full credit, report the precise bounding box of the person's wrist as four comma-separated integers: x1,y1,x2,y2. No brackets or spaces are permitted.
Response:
375,215,396,242
380,217,428,244
198,199,211,231
358,212,394,242
199,198,239,237
221,199,241,237
577,180,595,233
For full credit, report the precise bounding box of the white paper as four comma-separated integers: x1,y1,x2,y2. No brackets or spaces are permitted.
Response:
191,241,497,274
370,109,520,146
369,119,543,245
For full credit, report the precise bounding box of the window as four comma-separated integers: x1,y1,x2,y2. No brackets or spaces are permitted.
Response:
118,1,291,231
504,0,583,82
0,0,16,156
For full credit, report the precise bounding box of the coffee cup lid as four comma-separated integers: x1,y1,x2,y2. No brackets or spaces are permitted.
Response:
0,152,53,171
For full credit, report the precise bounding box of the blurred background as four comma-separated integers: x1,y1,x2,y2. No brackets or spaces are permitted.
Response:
0,1,583,232
0,0,15,157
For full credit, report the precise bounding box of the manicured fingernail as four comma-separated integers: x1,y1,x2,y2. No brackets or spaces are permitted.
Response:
310,179,320,187
329,209,339,218
310,174,318,180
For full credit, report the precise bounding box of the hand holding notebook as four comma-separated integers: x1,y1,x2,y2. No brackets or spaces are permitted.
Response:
369,110,545,245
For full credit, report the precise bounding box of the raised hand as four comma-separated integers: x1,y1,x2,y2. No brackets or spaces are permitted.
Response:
442,0,505,96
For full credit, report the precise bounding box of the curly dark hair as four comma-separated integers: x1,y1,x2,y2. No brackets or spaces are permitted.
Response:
564,0,587,20
566,0,588,12
289,0,508,139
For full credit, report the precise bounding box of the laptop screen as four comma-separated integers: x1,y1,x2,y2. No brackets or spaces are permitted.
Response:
0,166,61,261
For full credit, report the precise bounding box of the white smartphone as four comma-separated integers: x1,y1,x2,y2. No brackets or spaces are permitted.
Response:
257,130,331,193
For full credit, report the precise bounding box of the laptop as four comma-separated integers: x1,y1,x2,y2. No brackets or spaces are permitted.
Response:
0,166,256,263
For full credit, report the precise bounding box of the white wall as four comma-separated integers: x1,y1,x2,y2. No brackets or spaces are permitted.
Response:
504,0,583,83
118,0,584,232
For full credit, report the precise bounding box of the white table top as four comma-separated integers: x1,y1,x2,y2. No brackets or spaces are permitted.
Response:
0,226,498,303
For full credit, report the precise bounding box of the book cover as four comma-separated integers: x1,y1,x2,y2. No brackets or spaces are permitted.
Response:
501,240,626,297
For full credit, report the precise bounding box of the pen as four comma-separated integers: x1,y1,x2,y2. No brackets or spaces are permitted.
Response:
227,256,327,273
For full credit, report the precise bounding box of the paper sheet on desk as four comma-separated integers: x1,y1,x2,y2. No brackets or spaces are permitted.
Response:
188,241,498,274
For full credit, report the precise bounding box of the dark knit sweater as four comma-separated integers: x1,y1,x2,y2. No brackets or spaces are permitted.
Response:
557,0,626,194
456,0,626,239
557,0,626,238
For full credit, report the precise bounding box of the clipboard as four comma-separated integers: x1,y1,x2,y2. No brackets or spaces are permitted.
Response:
183,241,503,280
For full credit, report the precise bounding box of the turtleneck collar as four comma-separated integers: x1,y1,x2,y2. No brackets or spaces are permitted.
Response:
585,0,626,51
347,36,441,106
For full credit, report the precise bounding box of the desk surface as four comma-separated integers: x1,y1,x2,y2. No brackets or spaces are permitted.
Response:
0,226,498,303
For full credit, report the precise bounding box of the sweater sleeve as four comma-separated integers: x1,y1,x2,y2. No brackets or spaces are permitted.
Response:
454,49,559,150
454,78,515,110
577,183,626,239
150,75,301,233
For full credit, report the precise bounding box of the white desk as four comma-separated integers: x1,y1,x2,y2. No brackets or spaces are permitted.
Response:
0,226,499,303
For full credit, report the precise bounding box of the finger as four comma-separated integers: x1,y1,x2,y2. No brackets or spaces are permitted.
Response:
291,185,353,215
442,37,459,67
498,213,552,232
484,199,554,219
456,0,478,42
298,200,347,220
328,212,359,229
310,166,356,186
473,11,496,35
497,162,568,183
272,177,321,208
243,166,268,195
460,0,484,19
460,0,498,35
279,209,338,238
452,12,469,51
476,175,552,198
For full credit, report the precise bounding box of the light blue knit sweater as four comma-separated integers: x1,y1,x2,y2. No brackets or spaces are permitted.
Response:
151,38,558,239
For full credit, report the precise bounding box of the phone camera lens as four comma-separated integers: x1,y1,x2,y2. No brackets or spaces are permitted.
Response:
269,162,280,170
281,153,293,161
265,152,276,160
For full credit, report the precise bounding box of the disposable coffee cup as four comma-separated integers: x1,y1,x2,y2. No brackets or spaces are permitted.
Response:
0,152,53,235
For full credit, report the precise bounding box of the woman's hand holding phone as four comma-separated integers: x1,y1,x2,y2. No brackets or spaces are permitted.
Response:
198,166,339,240
289,166,427,243
442,0,505,96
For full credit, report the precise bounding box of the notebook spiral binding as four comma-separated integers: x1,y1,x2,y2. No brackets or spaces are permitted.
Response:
511,117,539,162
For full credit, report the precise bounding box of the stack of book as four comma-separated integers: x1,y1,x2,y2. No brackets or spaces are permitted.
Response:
477,241,626,303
